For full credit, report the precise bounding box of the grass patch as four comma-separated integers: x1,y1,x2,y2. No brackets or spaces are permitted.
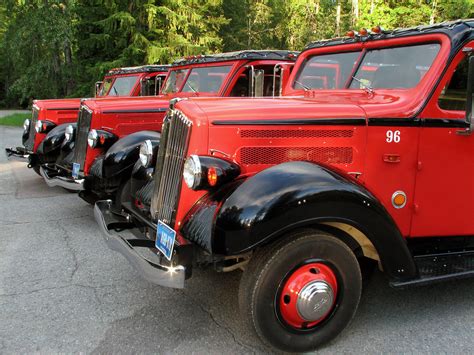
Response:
0,113,30,127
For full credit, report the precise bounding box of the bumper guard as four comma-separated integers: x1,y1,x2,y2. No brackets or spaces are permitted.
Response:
40,166,84,191
5,147,30,161
94,200,186,289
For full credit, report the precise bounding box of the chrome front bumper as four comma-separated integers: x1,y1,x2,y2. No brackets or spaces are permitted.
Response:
40,166,84,191
5,147,30,161
94,200,186,289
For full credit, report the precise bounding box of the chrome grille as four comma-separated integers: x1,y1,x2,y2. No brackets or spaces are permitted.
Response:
72,105,92,170
151,110,192,225
24,107,39,151
136,180,154,205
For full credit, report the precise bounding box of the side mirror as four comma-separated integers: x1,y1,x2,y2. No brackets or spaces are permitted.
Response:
459,54,474,135
95,81,103,97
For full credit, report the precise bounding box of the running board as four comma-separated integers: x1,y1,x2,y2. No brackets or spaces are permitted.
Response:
391,251,474,288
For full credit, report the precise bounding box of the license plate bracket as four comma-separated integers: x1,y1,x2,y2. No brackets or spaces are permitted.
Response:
156,220,176,261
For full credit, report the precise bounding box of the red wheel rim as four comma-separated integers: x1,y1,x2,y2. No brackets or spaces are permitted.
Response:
279,262,338,329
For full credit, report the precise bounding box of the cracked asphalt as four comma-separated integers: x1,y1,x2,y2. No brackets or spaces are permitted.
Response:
1,126,474,353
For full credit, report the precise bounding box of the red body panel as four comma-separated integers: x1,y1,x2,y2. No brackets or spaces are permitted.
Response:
79,58,295,174
412,40,474,237
81,97,170,174
167,32,474,241
33,99,81,151
173,98,367,230
30,70,168,152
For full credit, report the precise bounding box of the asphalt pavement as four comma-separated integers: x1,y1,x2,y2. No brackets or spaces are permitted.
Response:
1,126,473,353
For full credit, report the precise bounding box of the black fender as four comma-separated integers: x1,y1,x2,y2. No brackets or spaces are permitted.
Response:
102,131,161,179
37,123,72,155
182,161,417,282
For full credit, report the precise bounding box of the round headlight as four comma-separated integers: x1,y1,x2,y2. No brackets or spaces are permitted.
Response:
183,155,202,189
35,120,43,133
139,140,153,167
87,129,98,148
23,119,30,132
65,125,75,142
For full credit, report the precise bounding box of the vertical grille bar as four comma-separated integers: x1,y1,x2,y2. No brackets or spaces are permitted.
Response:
151,110,192,225
24,107,39,151
72,106,92,170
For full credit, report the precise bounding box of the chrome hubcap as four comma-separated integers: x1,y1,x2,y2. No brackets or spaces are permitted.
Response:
296,281,334,321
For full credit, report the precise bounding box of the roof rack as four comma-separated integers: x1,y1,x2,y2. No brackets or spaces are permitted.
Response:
172,50,299,66
107,64,171,75
305,19,474,50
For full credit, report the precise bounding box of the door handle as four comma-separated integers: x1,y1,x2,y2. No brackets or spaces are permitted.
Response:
383,154,400,163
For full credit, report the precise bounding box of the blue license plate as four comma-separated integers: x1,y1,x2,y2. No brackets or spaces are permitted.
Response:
72,163,80,179
156,220,176,261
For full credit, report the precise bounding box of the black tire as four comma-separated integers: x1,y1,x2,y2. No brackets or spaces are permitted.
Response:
239,229,362,353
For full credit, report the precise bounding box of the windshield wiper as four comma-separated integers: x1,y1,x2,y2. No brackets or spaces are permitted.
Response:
112,86,119,96
294,80,310,91
185,82,197,93
351,76,374,95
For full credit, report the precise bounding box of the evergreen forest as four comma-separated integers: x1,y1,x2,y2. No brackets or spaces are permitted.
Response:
0,0,472,107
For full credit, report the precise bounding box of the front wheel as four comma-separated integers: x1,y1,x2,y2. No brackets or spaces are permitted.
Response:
238,229,362,352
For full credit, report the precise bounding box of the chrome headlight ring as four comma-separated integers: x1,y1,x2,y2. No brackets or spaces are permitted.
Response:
87,129,98,148
183,155,202,189
139,139,153,167
34,120,55,133
35,120,43,133
23,119,30,132
65,125,75,143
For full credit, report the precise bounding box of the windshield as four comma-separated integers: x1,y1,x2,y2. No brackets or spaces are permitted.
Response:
294,52,361,90
350,43,440,89
182,66,232,94
294,43,441,91
107,75,139,96
162,69,190,94
98,77,113,96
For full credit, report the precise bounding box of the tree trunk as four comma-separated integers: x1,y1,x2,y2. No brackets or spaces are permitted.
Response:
336,0,341,37
352,0,358,27
64,39,74,96
430,0,437,25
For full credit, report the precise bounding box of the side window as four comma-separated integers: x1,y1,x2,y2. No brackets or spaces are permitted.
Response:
230,75,249,97
438,56,468,111
228,65,283,97
99,78,113,96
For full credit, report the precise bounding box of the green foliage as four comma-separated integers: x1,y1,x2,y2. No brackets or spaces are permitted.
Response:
148,0,228,63
0,0,472,108
0,113,30,127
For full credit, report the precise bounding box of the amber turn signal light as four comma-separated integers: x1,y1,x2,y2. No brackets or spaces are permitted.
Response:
392,191,407,209
372,25,382,34
346,30,356,38
207,167,218,187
